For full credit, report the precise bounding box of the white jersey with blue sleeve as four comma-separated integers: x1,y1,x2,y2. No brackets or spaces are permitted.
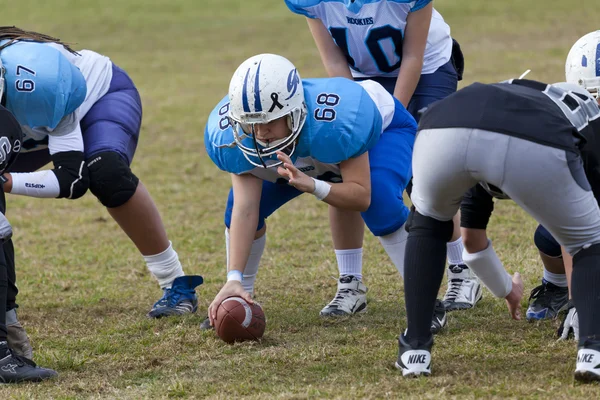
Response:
205,77,398,182
286,0,452,78
0,41,112,154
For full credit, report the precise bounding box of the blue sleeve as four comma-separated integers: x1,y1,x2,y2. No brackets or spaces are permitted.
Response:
284,0,321,18
204,96,255,175
410,0,432,12
305,79,382,163
1,41,86,130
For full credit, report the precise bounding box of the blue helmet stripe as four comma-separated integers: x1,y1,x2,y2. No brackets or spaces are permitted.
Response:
242,68,251,112
596,43,600,77
254,61,263,112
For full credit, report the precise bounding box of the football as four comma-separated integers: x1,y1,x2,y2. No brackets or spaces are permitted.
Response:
214,297,266,343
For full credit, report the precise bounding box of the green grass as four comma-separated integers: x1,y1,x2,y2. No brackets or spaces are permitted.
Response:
2,0,600,398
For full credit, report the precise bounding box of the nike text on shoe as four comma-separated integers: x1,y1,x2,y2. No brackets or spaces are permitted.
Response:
395,333,433,377
575,341,600,383
443,264,483,311
320,275,367,317
526,279,569,321
431,299,447,334
148,275,204,318
0,346,57,383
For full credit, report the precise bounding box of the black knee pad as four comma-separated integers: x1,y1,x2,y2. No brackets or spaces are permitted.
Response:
87,152,139,208
406,208,454,242
573,242,600,267
534,225,562,258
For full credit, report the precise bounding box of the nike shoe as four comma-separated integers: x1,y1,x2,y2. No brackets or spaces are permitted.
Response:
526,279,569,321
148,275,204,318
575,340,600,383
0,343,57,383
395,332,433,377
442,264,483,311
431,299,447,334
6,309,33,359
320,275,367,317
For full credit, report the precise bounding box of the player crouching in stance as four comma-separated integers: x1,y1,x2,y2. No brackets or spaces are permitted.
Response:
204,53,420,329
397,78,600,383
526,31,600,341
0,27,202,323
0,106,57,383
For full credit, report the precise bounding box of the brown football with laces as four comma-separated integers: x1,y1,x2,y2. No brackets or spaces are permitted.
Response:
214,297,266,343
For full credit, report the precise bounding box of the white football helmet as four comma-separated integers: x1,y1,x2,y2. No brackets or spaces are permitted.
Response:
565,30,600,98
228,53,307,168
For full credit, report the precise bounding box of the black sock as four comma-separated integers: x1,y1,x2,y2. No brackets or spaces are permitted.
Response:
403,212,453,347
0,259,7,344
572,243,600,344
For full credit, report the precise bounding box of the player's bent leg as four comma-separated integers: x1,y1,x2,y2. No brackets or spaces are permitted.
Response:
572,243,600,382
321,207,367,317
527,225,568,321
86,152,203,318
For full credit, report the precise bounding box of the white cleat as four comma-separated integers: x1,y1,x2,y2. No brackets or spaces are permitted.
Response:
443,264,483,311
395,333,433,377
575,346,600,383
320,275,367,317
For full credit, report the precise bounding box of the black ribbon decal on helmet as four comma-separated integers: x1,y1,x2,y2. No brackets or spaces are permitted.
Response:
269,92,284,113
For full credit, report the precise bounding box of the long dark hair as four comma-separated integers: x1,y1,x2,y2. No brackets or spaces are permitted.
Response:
0,26,78,54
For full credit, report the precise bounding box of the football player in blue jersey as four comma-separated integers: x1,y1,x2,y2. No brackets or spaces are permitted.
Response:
0,104,57,383
525,31,600,339
204,53,421,328
285,0,478,317
0,26,203,338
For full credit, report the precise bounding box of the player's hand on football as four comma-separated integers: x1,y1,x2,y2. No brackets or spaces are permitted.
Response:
208,280,253,326
505,272,523,320
276,151,315,193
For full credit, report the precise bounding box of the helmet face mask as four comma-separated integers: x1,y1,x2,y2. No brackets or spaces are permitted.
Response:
228,54,307,168
566,30,600,99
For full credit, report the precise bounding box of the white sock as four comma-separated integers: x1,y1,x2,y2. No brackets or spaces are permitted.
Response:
446,237,465,266
378,223,409,278
543,268,568,287
225,229,266,296
143,241,185,289
335,248,363,280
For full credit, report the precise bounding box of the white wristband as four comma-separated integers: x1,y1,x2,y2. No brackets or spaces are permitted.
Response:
10,171,61,198
227,270,243,282
311,178,332,201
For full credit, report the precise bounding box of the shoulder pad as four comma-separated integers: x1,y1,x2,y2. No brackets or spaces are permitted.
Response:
284,0,327,17
204,96,255,175
1,41,86,129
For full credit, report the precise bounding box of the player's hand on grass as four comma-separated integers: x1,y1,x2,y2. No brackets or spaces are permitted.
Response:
558,306,579,341
276,151,315,193
208,280,253,326
505,272,523,320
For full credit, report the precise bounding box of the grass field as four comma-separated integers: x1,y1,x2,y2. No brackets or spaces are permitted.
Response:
2,0,600,398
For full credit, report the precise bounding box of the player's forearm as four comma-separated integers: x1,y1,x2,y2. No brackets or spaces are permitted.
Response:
393,56,423,107
228,204,260,273
322,182,371,212
323,60,354,80
2,171,61,198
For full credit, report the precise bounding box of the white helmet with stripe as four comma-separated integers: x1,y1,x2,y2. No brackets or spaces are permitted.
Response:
228,53,307,168
565,30,600,98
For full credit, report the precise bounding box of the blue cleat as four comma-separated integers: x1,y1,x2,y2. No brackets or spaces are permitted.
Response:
148,275,204,318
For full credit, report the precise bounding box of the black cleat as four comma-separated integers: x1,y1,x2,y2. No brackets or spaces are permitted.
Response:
431,299,447,334
0,345,57,383
526,279,569,321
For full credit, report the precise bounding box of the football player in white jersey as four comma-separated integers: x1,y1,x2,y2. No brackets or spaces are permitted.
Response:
526,31,600,339
285,0,477,320
0,27,203,348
